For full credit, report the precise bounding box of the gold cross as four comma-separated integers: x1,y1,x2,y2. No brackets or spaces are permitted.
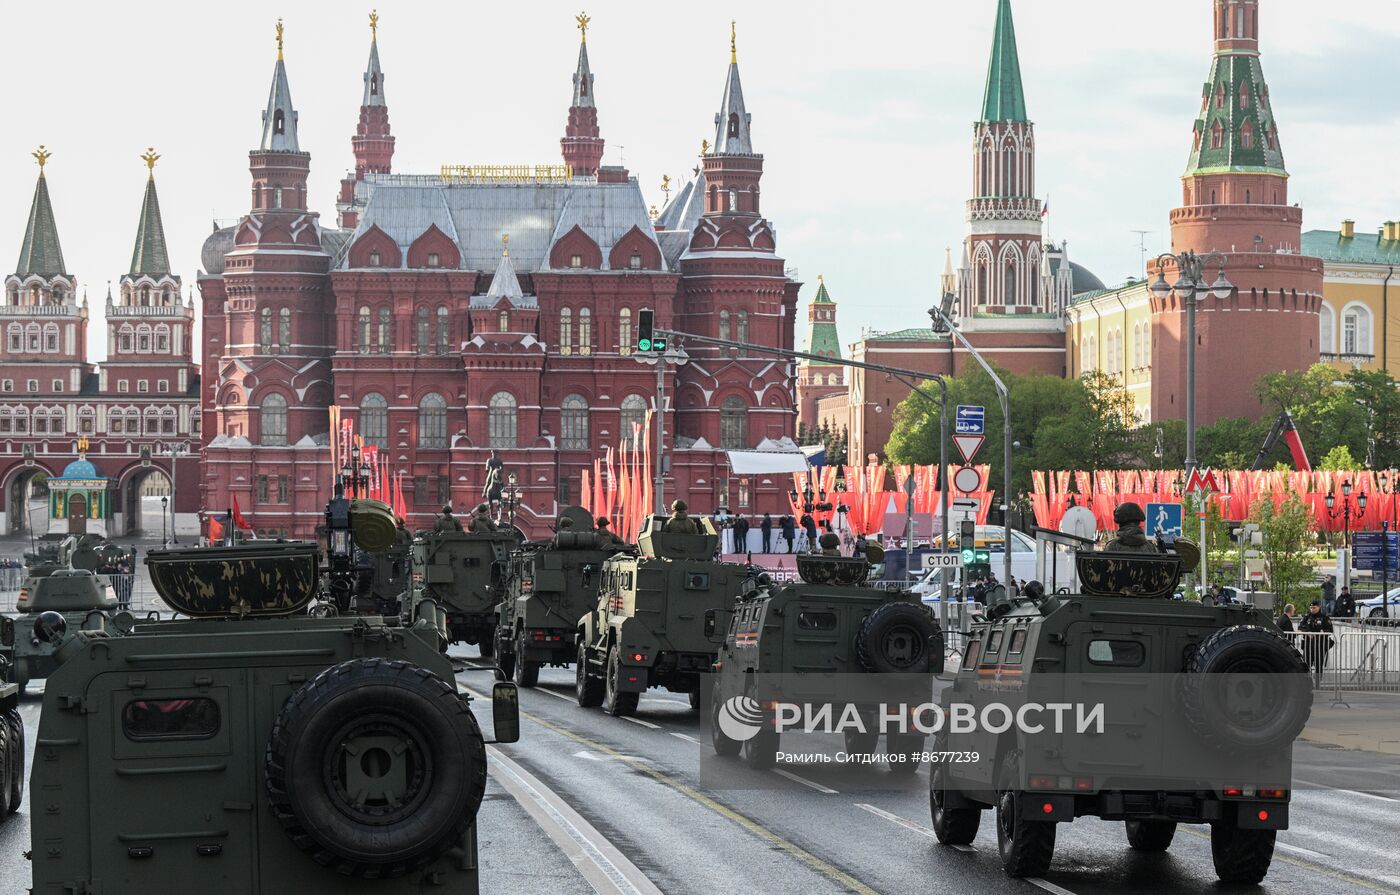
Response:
32,145,51,170
576,11,591,42
276,18,285,60
141,147,160,175
369,9,379,40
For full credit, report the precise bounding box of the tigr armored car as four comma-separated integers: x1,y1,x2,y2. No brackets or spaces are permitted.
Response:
0,656,22,820
412,528,520,654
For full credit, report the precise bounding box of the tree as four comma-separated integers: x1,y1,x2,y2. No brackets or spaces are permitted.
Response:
1319,444,1361,471
1251,494,1315,605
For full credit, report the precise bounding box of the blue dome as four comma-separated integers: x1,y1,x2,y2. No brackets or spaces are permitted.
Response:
61,459,99,479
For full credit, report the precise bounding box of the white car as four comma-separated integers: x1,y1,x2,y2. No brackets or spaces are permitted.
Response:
1357,589,1400,619
927,526,1076,592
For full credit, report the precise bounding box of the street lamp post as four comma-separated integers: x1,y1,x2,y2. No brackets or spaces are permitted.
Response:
1326,480,1367,592
160,495,168,548
500,472,524,526
1149,253,1234,477
160,442,188,544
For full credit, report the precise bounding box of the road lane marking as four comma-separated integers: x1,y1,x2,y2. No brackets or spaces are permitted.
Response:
536,687,577,702
487,745,663,895
1276,841,1331,860
1178,826,1400,894
773,769,838,794
669,732,702,745
1026,879,1078,895
621,716,661,729
1295,781,1398,803
856,804,980,853
474,689,884,895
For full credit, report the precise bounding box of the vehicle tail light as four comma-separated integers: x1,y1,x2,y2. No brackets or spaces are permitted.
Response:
1073,777,1093,791
632,652,646,662
1258,788,1287,799
1257,810,1270,821
1028,775,1057,790
1041,802,1055,814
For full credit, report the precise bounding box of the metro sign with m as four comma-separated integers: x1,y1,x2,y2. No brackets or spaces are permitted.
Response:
1185,467,1220,495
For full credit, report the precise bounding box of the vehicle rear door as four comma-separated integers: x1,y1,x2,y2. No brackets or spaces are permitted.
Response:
1059,620,1162,786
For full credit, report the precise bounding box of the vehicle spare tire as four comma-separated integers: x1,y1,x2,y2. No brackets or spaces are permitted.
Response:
1180,625,1312,754
265,657,487,878
856,602,938,674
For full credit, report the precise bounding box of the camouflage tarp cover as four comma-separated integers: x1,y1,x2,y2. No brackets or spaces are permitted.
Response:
796,555,871,586
1075,550,1183,599
145,542,320,617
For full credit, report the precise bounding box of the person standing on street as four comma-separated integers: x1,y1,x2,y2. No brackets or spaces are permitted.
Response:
780,515,796,554
1297,600,1334,688
760,514,773,553
732,514,750,554
800,512,818,552
1321,576,1337,615
1335,587,1357,619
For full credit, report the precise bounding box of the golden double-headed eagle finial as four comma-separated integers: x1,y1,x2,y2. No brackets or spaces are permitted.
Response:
141,147,160,175
276,18,285,60
32,145,52,171
576,11,590,43
502,234,510,257
730,20,737,63
701,138,710,156
369,9,379,40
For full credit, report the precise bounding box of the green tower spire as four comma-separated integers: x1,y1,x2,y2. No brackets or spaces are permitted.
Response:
129,150,171,277
980,0,1027,123
804,275,842,362
15,147,68,278
1184,46,1285,177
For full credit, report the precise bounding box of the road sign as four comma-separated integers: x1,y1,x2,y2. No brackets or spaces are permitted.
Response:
953,434,985,464
1145,502,1184,539
1185,467,1220,494
1353,531,1400,573
952,497,980,513
922,552,964,570
955,405,986,436
953,466,982,494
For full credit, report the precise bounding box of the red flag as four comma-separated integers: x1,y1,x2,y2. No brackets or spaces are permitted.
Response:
208,516,224,543
395,472,408,519
231,496,253,532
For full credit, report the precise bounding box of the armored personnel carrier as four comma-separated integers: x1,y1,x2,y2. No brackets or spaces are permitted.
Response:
0,655,22,820
496,507,627,687
930,543,1312,885
28,527,520,893
709,550,942,769
576,515,751,716
413,527,520,655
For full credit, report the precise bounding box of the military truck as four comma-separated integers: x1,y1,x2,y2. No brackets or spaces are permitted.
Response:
0,655,23,820
576,515,752,716
709,551,943,769
413,528,520,655
929,543,1312,885
28,534,520,893
495,507,626,687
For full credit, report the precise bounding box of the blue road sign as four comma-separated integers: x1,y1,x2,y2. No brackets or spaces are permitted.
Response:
1353,531,1400,573
1146,502,1184,539
955,405,986,436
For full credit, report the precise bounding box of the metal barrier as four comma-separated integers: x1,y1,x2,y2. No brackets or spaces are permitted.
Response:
0,559,24,593
1293,626,1400,695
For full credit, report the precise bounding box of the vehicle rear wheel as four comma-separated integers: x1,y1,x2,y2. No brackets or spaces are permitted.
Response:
886,732,923,776
710,685,742,757
264,658,487,879
995,753,1055,878
844,728,879,757
930,764,980,845
1370,607,1388,619
0,714,11,817
513,631,540,689
478,629,495,660
1125,819,1176,851
744,728,779,770
575,642,604,708
604,646,639,717
5,708,22,814
855,602,938,674
1210,823,1275,884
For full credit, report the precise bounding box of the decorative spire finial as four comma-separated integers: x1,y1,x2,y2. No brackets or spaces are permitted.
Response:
701,138,710,156
502,233,510,257
576,10,590,43
141,146,160,177
818,273,824,282
730,20,737,63
369,9,379,41
33,145,51,172
661,174,671,201
276,18,285,60
649,204,658,220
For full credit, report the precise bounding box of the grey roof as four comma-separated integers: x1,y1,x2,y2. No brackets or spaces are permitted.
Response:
485,249,523,300
658,232,691,270
348,176,662,273
571,40,595,109
713,62,754,154
201,225,236,274
1047,254,1106,295
260,58,301,152
654,172,706,232
363,38,386,107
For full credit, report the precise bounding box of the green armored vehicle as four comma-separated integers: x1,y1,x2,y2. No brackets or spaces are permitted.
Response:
930,542,1312,885
0,655,22,820
576,515,750,716
709,551,942,769
413,528,520,655
496,507,627,687
28,533,520,894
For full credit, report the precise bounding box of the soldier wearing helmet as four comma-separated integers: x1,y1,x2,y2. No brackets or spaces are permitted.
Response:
1103,502,1159,554
433,504,464,534
468,503,498,533
595,516,626,550
661,499,700,534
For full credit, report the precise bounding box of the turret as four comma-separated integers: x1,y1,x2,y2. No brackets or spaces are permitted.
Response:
560,12,605,176
702,22,763,216
249,18,310,214
339,10,395,227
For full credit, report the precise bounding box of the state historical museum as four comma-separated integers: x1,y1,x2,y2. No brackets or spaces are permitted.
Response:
200,16,800,539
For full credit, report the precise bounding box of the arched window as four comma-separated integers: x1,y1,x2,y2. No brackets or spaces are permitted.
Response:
1216,82,1226,109
618,308,633,355
1003,144,1017,195
719,309,731,341
720,396,747,450
418,393,447,449
118,324,133,353
436,306,450,354
43,323,59,353
1342,305,1373,356
1004,262,1018,306
977,262,988,305
273,109,285,135
1239,82,1250,108
1083,335,1098,372
26,323,40,353
499,310,509,332
1211,120,1224,149
155,324,170,353
578,308,593,355
1319,304,1335,355
708,185,718,212
728,189,738,212
619,394,647,438
979,140,992,195
377,307,392,353
728,112,740,138
360,393,388,448
7,324,21,353
358,306,372,353
416,307,430,354
559,308,573,355
751,186,760,214
488,392,518,448
737,309,749,345
1241,121,1254,150
278,308,290,352
560,393,589,449
260,393,288,446
137,324,152,353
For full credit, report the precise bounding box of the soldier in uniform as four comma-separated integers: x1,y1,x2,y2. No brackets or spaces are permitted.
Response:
661,499,700,534
595,517,626,549
433,504,464,534
818,532,842,556
468,503,498,533
1103,502,1160,554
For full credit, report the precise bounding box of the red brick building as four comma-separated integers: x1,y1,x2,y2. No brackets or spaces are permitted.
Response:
199,19,799,539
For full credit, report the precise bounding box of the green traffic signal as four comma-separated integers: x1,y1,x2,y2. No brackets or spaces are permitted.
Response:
638,338,652,351
961,548,975,564
974,549,991,563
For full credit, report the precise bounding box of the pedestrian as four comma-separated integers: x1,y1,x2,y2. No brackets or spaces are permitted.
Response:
1297,600,1334,688
1335,587,1356,619
732,514,750,553
800,512,818,552
852,533,868,559
760,514,773,553
780,515,796,554
1321,576,1337,615
1276,603,1296,636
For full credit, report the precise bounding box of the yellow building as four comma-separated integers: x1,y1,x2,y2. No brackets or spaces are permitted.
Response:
1064,280,1156,423
1303,222,1400,375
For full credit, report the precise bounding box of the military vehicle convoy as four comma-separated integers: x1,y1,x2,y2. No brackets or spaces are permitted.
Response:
930,542,1312,885
576,515,751,716
0,656,22,820
413,527,521,655
28,512,520,892
709,551,943,769
496,507,627,687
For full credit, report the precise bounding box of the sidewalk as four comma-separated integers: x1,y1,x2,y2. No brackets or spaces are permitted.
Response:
1300,691,1400,756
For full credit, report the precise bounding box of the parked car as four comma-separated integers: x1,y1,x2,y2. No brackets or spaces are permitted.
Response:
1357,589,1400,619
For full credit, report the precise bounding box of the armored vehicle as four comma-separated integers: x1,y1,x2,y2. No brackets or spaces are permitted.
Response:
576,515,751,716
0,655,22,820
709,551,943,769
28,533,520,894
930,543,1312,885
496,507,627,687
413,528,520,655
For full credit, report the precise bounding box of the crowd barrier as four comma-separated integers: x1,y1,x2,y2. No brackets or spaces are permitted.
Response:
1292,626,1400,694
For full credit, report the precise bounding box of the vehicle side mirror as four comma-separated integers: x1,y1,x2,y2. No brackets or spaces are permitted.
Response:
704,609,717,638
0,616,13,647
490,681,521,744
703,608,731,642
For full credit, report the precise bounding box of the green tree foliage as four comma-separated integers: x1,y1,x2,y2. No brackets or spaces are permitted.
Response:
1250,494,1315,603
1319,444,1361,471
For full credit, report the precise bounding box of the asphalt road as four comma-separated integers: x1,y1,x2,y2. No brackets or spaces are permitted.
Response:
4,649,1399,895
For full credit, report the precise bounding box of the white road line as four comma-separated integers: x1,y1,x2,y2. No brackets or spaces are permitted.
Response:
1277,842,1332,861
669,732,702,745
950,844,978,854
855,803,935,838
622,716,662,729
535,687,577,702
1296,780,1399,803
772,768,838,794
1026,878,1079,895
487,745,663,895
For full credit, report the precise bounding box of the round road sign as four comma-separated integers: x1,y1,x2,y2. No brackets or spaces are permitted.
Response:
953,466,982,494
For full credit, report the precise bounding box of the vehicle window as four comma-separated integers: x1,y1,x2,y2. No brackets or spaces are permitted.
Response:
1005,628,1028,663
797,611,837,631
983,629,1004,662
122,698,221,741
684,572,710,590
963,638,980,670
1087,639,1145,667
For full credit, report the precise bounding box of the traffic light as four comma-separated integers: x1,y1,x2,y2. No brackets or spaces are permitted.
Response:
636,309,667,353
960,547,975,565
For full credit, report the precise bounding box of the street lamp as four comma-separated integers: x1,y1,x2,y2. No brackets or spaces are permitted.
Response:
339,444,374,498
1149,252,1234,477
1325,480,1366,550
500,472,524,525
160,495,168,548
159,442,188,544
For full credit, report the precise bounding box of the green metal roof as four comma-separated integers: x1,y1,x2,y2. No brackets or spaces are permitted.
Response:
812,279,833,304
1184,51,1286,178
129,175,171,277
15,171,67,278
1070,279,1148,307
980,0,1027,123
804,279,843,362
865,327,950,343
1303,229,1400,265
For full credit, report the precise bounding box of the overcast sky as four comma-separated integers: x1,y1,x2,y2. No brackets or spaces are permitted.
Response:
5,0,1398,360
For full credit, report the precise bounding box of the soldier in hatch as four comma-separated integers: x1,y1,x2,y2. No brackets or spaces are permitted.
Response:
818,532,842,556
468,503,498,533
595,517,626,550
433,504,464,534
1103,502,1160,554
661,499,700,534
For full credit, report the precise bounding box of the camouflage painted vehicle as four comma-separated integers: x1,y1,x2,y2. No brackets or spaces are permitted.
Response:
413,529,520,655
709,553,943,769
3,563,118,692
353,525,414,618
495,508,627,688
26,539,520,893
576,516,752,716
930,543,1311,885
0,655,22,819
